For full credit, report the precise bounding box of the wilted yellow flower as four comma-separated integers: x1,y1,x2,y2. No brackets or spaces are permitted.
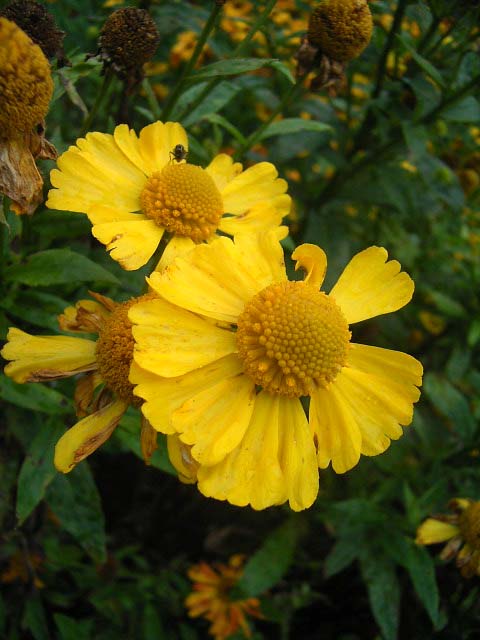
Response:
46,121,290,271
186,555,262,639
129,231,423,511
416,499,480,578
0,17,56,214
1,293,158,472
307,0,373,62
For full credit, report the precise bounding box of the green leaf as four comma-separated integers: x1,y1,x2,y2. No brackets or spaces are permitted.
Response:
180,81,241,127
324,537,359,578
0,376,71,414
443,97,480,123
235,517,304,597
16,420,66,524
202,114,247,144
396,35,446,88
424,372,476,442
402,542,440,628
190,58,285,81
258,118,331,141
4,249,119,286
54,614,93,640
360,550,400,640
426,290,466,318
22,596,49,640
46,463,107,562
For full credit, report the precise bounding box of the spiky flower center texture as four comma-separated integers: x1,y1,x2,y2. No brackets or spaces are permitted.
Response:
459,503,480,550
140,164,223,242
0,17,53,136
236,281,351,398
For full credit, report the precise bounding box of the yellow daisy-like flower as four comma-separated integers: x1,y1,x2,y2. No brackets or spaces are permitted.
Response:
416,498,480,578
46,121,291,271
186,555,262,640
1,292,158,472
129,231,423,511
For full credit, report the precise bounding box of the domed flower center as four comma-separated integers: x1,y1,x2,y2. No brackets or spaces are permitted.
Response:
95,294,154,404
140,164,223,243
236,281,351,398
459,503,480,551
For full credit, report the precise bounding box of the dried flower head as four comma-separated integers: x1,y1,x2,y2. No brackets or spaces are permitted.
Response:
0,0,66,64
308,0,373,62
0,17,56,214
96,7,159,89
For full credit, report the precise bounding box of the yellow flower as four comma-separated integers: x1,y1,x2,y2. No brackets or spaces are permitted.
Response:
416,499,480,578
186,555,262,640
0,17,56,214
1,293,158,472
129,231,423,511
46,121,291,271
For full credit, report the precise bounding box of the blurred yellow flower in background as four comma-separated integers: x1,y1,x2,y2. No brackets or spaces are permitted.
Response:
47,121,291,271
186,555,262,639
129,231,422,511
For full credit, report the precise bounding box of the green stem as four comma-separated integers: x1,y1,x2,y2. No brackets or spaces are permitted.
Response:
80,69,114,137
161,3,224,121
176,0,278,122
233,75,306,160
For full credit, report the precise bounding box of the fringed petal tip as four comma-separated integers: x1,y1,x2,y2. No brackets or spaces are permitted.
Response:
292,244,327,289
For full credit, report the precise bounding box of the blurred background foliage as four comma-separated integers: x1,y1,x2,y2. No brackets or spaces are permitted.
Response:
1,0,480,638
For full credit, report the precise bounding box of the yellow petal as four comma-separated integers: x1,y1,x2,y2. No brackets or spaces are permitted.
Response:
205,153,243,191
137,121,188,175
2,329,97,383
218,201,285,236
130,297,237,376
310,383,362,473
197,391,287,510
292,244,327,288
415,519,460,545
54,398,128,473
173,374,256,465
148,231,286,323
87,204,143,225
329,246,414,324
47,132,146,213
113,124,152,176
130,355,244,433
278,396,319,511
92,219,164,270
221,162,290,215
167,435,198,484
153,235,196,272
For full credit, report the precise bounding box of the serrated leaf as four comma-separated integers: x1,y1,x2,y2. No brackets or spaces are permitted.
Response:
424,372,476,442
324,537,359,578
403,542,440,628
46,463,106,562
397,35,445,88
0,376,71,415
190,57,283,81
16,420,66,524
235,518,303,597
360,550,400,640
4,249,119,286
258,118,331,141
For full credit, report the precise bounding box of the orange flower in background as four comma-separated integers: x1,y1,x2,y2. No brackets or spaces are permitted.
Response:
186,555,262,639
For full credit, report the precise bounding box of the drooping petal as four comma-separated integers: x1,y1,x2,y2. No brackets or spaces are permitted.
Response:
137,121,189,175
130,298,237,377
54,398,127,472
310,383,362,473
140,416,158,465
47,132,146,213
415,519,460,545
292,244,327,289
197,391,287,510
167,435,198,484
218,202,285,236
329,246,414,324
205,153,243,191
173,373,256,465
91,219,164,270
2,329,97,383
130,355,244,433
220,162,290,215
148,231,286,323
